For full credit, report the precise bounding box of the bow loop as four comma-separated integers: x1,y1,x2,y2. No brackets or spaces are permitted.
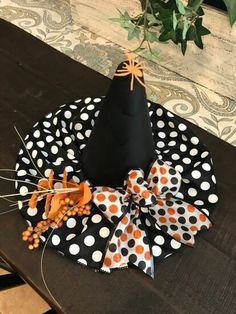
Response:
126,169,157,207
92,186,129,224
147,160,181,199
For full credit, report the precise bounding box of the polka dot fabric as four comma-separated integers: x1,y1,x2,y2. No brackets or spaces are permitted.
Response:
16,97,217,277
92,159,212,277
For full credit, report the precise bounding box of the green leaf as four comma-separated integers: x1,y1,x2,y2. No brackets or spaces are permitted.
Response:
128,26,141,40
173,10,178,30
188,0,204,12
181,39,187,55
222,0,236,25
143,49,160,61
159,28,176,42
182,19,190,40
145,30,159,43
176,0,186,14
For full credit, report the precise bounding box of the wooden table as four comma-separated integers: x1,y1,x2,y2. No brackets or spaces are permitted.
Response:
0,19,236,314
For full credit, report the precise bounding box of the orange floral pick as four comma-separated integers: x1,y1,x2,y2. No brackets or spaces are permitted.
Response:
114,51,146,91
24,169,93,250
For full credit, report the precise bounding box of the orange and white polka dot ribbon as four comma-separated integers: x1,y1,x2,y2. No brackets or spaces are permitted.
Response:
92,159,212,277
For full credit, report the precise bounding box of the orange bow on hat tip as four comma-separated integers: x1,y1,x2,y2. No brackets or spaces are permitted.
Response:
114,51,146,91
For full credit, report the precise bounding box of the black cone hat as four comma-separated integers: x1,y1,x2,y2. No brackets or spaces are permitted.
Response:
81,61,156,186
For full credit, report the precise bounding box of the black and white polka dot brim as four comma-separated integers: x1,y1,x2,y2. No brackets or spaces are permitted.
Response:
16,96,218,278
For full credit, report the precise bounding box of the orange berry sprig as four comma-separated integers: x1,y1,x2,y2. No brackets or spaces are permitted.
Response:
22,196,92,250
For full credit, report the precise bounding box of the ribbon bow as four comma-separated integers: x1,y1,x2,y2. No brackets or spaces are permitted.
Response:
93,159,212,277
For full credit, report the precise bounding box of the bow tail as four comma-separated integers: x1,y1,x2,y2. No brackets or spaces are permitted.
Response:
101,209,154,277
150,198,212,247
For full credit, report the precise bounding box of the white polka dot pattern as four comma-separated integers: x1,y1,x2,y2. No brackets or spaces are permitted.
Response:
15,97,217,277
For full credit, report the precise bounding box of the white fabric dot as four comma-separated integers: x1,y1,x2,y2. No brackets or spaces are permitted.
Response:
201,208,210,216
208,194,218,203
20,186,28,196
190,148,198,156
87,104,95,110
29,169,37,176
85,130,92,138
18,201,23,209
191,137,199,145
168,141,176,147
84,97,91,104
99,227,110,238
37,141,45,148
44,169,51,177
156,108,163,116
64,110,72,119
67,218,77,228
157,121,165,128
37,158,43,168
172,153,180,160
69,244,80,255
202,163,211,171
178,123,187,131
157,141,165,148
180,144,187,152
46,136,54,143
91,214,102,223
191,170,201,179
170,131,178,138
81,113,89,121
170,239,181,249
33,130,40,138
43,121,51,128
64,137,72,145
167,111,174,117
154,235,165,245
74,123,82,131
201,151,209,158
169,121,175,128
32,150,37,158
77,258,87,265
94,98,101,103
27,207,37,216
56,129,60,137
194,200,204,206
65,166,74,172
17,170,27,177
188,188,197,197
26,141,33,149
212,175,216,184
201,181,210,191
53,117,58,125
66,234,76,241
84,235,95,246
52,235,60,246
176,192,184,199
158,132,166,139
92,250,103,262
175,165,183,173
77,133,84,140
183,157,191,164
152,245,162,257
51,145,58,154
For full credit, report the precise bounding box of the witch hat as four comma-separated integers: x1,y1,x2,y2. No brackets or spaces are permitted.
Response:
13,52,218,277
81,56,156,186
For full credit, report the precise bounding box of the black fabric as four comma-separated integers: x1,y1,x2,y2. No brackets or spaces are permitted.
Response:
15,96,217,275
82,62,156,187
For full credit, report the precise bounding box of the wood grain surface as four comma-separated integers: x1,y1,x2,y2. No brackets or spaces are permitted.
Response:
71,0,236,100
0,19,236,314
